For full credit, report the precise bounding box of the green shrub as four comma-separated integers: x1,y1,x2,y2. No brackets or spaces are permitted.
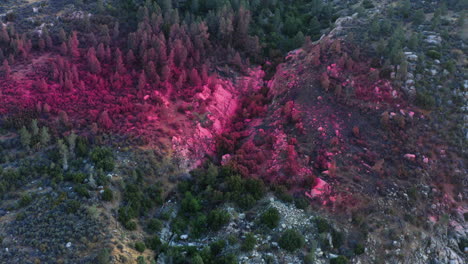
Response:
191,254,204,264
426,50,441,60
315,217,331,233
332,229,344,248
102,188,113,201
180,192,201,214
96,248,110,264
190,213,208,237
135,241,146,252
260,207,280,229
241,233,256,252
415,91,435,109
362,0,374,9
146,235,162,251
136,256,146,264
354,243,365,255
207,209,230,231
90,147,115,171
278,229,305,252
18,194,32,207
124,220,137,230
244,178,265,200
210,239,226,256
76,136,89,157
304,251,315,264
147,219,163,233
294,196,309,210
235,193,256,209
74,184,90,198
70,172,87,183
16,212,26,221
330,256,348,264
272,185,293,203
65,200,81,214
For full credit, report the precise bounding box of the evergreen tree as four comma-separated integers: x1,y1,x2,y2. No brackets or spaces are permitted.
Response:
19,126,31,148
58,139,69,171
67,132,77,156
189,68,201,87
138,70,147,90
320,72,330,92
68,31,80,57
0,26,10,44
87,47,102,74
31,119,39,136
126,49,136,65
40,126,50,146
2,59,10,79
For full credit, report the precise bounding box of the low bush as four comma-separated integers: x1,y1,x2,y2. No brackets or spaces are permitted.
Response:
207,209,230,231
102,188,113,201
135,241,146,252
147,219,163,233
330,256,348,264
241,233,256,252
278,229,305,252
260,207,280,229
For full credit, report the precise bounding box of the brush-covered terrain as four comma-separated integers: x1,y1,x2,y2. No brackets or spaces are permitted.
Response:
0,0,466,263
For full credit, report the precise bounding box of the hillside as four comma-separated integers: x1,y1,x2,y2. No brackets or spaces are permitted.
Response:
0,0,466,264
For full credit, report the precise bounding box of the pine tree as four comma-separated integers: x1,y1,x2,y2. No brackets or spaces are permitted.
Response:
63,77,73,91
161,0,172,12
87,47,101,74
58,110,69,126
0,26,10,44
31,119,39,136
67,132,77,156
19,126,31,148
146,61,157,82
58,139,69,171
138,70,147,90
68,31,80,57
397,60,408,80
42,27,53,48
173,39,187,67
58,28,67,43
113,22,120,40
60,42,68,56
160,64,170,82
126,49,135,65
189,69,201,87
115,48,125,73
97,43,106,61
2,59,10,79
38,38,46,51
232,52,243,69
40,126,50,146
320,72,330,92
98,110,113,129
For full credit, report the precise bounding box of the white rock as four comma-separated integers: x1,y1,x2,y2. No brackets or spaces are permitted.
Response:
66,242,72,248
180,234,188,240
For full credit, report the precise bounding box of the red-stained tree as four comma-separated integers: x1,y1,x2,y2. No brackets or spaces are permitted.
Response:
87,47,101,74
